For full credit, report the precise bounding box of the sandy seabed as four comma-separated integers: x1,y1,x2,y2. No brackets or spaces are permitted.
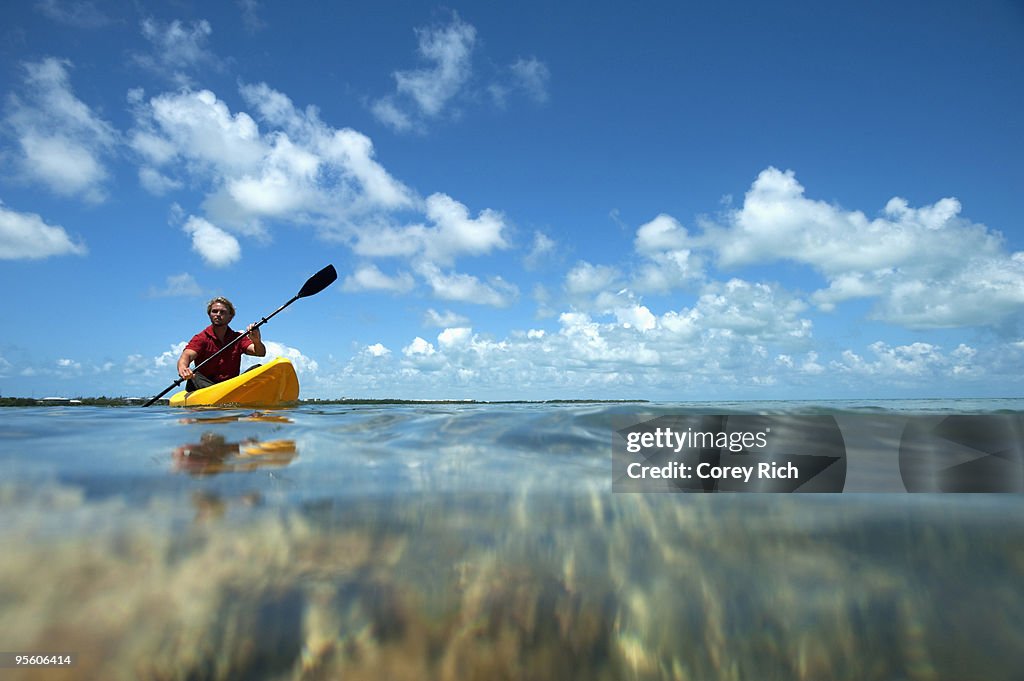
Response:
2,481,1022,681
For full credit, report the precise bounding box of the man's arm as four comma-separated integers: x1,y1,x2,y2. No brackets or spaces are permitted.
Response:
177,348,199,379
244,324,267,357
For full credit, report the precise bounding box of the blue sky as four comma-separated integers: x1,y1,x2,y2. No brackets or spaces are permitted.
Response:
1,0,1023,400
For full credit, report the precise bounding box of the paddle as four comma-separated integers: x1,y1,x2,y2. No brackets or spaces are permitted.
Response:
142,264,338,407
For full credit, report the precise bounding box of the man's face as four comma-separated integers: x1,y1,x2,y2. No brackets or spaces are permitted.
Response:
208,304,233,327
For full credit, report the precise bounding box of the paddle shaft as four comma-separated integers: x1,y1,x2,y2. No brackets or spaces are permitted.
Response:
142,264,337,407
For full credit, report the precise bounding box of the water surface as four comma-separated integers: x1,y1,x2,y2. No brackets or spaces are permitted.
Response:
1,401,1022,680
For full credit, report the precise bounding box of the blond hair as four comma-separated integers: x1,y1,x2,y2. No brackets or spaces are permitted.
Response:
206,297,236,316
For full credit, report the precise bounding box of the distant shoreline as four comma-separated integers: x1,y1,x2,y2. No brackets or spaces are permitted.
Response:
0,397,650,407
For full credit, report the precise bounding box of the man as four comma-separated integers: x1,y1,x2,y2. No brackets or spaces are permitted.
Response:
177,297,266,391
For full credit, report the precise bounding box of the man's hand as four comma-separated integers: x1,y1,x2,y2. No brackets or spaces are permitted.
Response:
245,324,267,357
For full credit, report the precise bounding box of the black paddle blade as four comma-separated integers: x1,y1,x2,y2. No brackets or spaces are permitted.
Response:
297,264,337,298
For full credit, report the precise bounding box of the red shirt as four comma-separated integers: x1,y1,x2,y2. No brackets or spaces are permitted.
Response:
185,325,254,383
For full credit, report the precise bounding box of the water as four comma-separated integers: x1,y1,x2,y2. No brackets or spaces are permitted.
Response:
1,401,1022,680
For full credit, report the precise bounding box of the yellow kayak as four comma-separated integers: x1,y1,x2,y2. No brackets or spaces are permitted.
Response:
169,357,300,407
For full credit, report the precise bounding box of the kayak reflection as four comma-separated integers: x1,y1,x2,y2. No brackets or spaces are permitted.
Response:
177,411,294,425
172,432,298,476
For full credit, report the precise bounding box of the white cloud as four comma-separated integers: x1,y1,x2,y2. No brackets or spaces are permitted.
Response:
800,351,825,375
810,272,884,311
524,231,556,270
156,342,186,369
532,284,557,319
712,168,951,272
224,135,320,218
383,13,476,123
36,0,111,28
424,308,469,327
565,261,621,297
132,85,415,236
632,251,702,294
130,131,178,166
52,357,84,379
237,0,266,34
134,89,264,176
553,312,659,366
403,336,436,356
351,193,509,265
438,326,472,348
183,215,240,267
629,214,703,293
703,168,1024,329
315,127,416,210
868,255,1024,329
24,135,105,199
326,314,1021,400
832,341,952,378
242,341,318,376
635,214,689,254
136,18,220,86
370,97,414,133
422,193,508,262
129,82,514,307
509,57,550,104
5,58,117,203
350,222,426,258
416,263,518,307
337,275,811,394
148,273,203,298
614,305,657,332
364,343,391,358
138,166,183,195
117,343,185,386
342,264,415,293
0,202,87,259
372,15,550,130
491,57,552,107
693,279,811,344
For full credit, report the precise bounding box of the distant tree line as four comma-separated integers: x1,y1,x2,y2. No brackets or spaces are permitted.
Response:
0,396,148,407
2,396,648,407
